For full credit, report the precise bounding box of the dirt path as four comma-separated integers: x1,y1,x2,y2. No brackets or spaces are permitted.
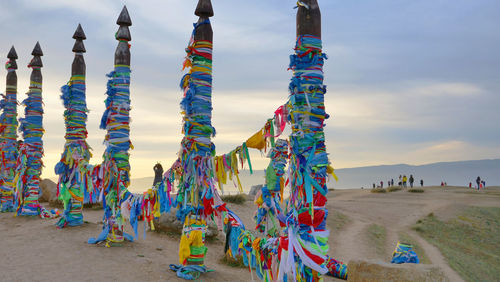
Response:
408,230,464,282
1,186,497,281
327,186,500,281
330,219,373,262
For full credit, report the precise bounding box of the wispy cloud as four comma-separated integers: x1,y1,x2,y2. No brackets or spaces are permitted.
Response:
1,1,499,181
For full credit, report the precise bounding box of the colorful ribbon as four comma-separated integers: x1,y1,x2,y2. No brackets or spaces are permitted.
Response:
221,35,336,282
54,74,93,227
391,241,419,264
88,64,134,245
174,19,218,267
254,139,288,236
0,62,18,212
16,65,45,216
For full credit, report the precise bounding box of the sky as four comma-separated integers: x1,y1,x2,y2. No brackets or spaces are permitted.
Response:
0,0,499,181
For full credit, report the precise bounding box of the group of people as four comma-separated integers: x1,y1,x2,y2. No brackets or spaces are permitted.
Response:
372,174,423,189
370,175,489,190
469,176,486,190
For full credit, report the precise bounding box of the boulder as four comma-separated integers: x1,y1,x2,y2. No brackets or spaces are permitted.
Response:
206,221,219,238
39,179,57,203
153,209,219,239
347,260,448,282
248,184,263,198
153,209,183,234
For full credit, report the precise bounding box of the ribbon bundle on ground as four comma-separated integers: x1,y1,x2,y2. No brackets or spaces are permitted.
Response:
54,75,93,227
16,69,45,217
391,241,419,264
325,255,348,279
88,64,134,245
0,62,18,212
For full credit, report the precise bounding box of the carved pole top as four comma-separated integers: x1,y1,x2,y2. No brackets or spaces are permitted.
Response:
117,6,132,26
116,6,132,41
193,0,213,42
195,0,214,17
7,46,18,60
73,24,87,40
32,42,43,56
30,42,43,68
7,46,18,70
72,24,86,76
72,24,87,53
296,0,321,38
114,5,132,66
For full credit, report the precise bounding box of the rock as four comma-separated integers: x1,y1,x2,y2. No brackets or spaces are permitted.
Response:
153,209,183,234
206,221,219,239
153,209,219,239
347,260,448,282
248,184,263,198
39,179,57,203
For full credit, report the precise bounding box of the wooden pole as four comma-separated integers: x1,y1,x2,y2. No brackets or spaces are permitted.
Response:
176,0,214,267
18,42,44,216
194,0,214,42
297,0,321,38
89,5,133,245
288,0,330,280
72,24,86,75
115,6,132,66
0,46,19,212
55,24,90,227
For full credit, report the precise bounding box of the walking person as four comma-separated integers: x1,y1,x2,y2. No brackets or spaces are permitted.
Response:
409,175,414,188
476,176,481,190
420,179,423,187
402,175,407,188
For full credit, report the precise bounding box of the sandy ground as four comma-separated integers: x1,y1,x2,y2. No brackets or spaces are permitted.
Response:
1,185,498,281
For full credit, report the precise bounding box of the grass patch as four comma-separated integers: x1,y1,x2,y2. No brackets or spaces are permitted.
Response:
414,206,500,281
329,210,351,232
408,188,424,193
219,253,246,268
387,186,402,192
366,224,387,258
370,188,386,193
397,231,431,264
221,194,247,204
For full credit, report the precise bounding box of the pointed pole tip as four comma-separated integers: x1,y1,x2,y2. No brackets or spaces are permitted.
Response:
117,5,132,26
32,42,43,56
73,23,87,40
8,46,18,59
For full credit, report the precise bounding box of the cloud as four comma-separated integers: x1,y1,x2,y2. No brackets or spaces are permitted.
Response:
411,83,482,97
1,1,500,180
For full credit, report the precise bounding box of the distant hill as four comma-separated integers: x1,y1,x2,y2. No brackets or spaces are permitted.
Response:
130,171,266,194
330,159,500,189
129,159,500,193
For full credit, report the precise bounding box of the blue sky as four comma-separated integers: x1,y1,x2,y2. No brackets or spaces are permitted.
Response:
0,0,499,180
